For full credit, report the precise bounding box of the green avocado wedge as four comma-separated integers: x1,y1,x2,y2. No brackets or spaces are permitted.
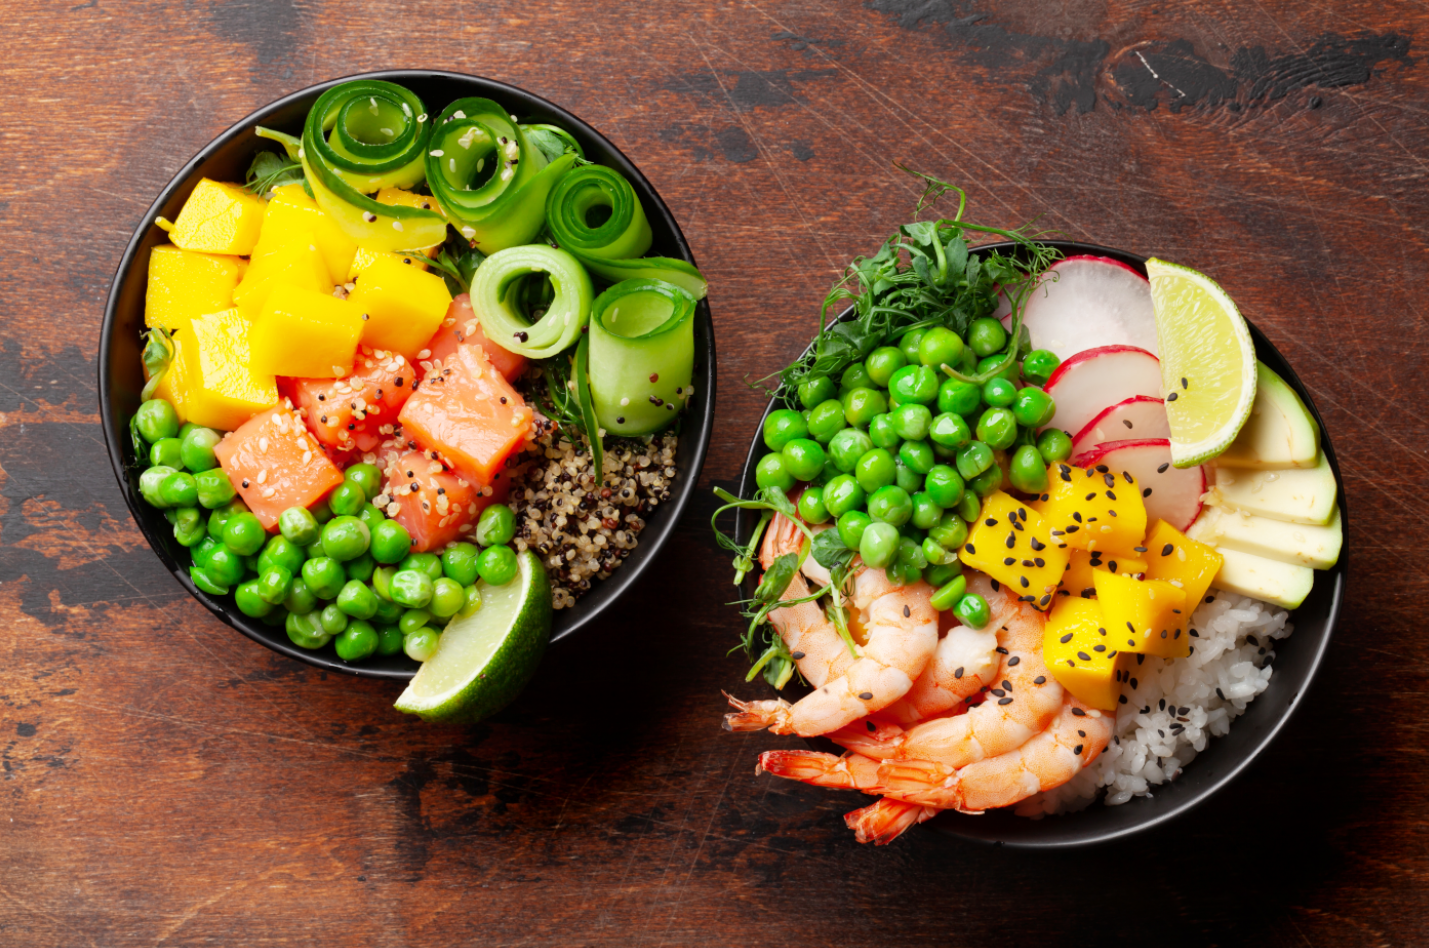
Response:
394,550,551,723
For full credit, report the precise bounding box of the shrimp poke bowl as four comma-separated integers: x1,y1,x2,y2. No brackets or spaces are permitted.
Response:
100,72,714,722
714,172,1344,847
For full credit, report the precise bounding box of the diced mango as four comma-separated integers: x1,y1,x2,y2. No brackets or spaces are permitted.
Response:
1060,549,1150,599
232,235,333,319
1034,461,1148,553
144,245,243,331
345,187,444,280
148,328,196,423
214,404,345,530
959,490,1070,610
1094,570,1190,659
346,254,453,358
1142,520,1223,609
180,309,279,431
250,285,364,379
168,178,266,255
265,183,359,282
1043,597,1121,711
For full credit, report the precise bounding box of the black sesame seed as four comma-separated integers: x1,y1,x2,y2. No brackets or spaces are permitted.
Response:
1162,543,1174,556
1072,512,1082,523
985,518,998,527
1033,676,1046,684
791,651,805,659
1167,392,1178,402
1157,462,1169,474
1077,651,1091,661
995,646,1008,654
954,667,964,679
1034,557,1045,567
1066,525,1079,533
866,720,876,732
1071,708,1086,716
1085,492,1097,502
967,543,977,555
1005,534,1016,549
1095,464,1108,473
902,605,910,618
991,688,1006,697
1004,557,1016,566
1143,487,1153,497
1103,473,1116,487
1106,491,1116,501
858,692,873,701
998,697,1013,706
1008,656,1020,666
1060,633,1073,644
1119,695,1128,704
1029,538,1045,551
1216,687,1226,699
1019,576,1029,588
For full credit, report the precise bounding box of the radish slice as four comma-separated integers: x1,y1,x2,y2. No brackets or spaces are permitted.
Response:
1072,439,1206,531
1071,396,1170,457
1043,345,1161,437
1019,255,1157,360
992,285,1012,322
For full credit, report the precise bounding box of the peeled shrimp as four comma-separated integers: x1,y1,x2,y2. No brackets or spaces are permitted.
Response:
844,798,938,846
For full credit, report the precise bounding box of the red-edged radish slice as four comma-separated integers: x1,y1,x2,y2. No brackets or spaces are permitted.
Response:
1043,345,1161,438
1072,439,1206,531
1019,255,1157,360
1071,396,1170,457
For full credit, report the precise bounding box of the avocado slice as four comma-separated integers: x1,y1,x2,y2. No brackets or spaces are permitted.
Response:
1211,548,1315,610
1189,504,1342,570
1210,452,1337,525
1216,362,1319,469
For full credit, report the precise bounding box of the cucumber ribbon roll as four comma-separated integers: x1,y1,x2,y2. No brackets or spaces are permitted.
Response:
299,80,448,251
545,166,708,300
469,245,594,359
587,278,697,436
425,98,577,253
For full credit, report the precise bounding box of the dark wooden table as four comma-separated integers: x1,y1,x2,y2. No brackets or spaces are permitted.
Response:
4,1,1425,944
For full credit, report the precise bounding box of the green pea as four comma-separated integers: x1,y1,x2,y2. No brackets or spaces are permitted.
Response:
806,398,848,443
311,502,335,524
898,329,926,365
929,411,973,450
924,465,965,508
459,584,483,617
373,596,403,624
149,437,183,469
854,448,896,492
283,577,317,615
976,407,1018,450
763,409,809,452
898,440,935,475
797,375,837,409
345,552,376,582
981,377,1017,409
755,453,796,492
822,474,865,518
955,491,981,523
967,317,1008,358
955,441,994,480
796,486,830,524
814,456,839,486
376,624,404,656
319,604,351,635
890,403,933,442
275,507,318,546
866,485,913,526
1012,387,1056,428
428,577,466,618
1014,423,1038,449
234,580,273,618
371,565,396,601
177,422,199,440
208,499,245,539
139,465,177,508
398,552,442,580
781,439,827,482
357,503,386,531
403,627,440,662
135,399,180,443
837,510,872,550
1037,428,1073,464
178,427,221,473
889,365,939,405
327,482,367,518
930,575,968,612
867,414,901,450
925,560,962,589
910,492,944,530
894,458,924,494
476,545,519,585
954,592,991,629
222,511,267,556
286,611,329,649
203,544,246,587
336,580,379,619
335,621,378,661
840,361,876,393
859,521,900,569
256,536,304,577
918,327,965,369
159,471,199,508
189,565,230,596
302,556,346,600
390,569,434,608
441,542,481,585
193,468,236,509
370,519,413,564
1021,349,1061,387
320,516,371,562
969,464,1003,497
828,428,873,472
937,378,981,416
897,535,928,570
1009,444,1049,493
400,608,433,634
865,346,907,387
978,354,1018,382
475,504,517,547
922,536,950,565
345,463,383,501
256,566,293,605
842,388,887,428
173,507,206,547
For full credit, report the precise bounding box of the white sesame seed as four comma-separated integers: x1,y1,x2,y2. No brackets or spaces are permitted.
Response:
429,149,445,157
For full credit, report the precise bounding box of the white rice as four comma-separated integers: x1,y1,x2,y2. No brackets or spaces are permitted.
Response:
1015,591,1293,817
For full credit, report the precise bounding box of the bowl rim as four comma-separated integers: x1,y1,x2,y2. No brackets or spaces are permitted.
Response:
732,239,1345,848
99,69,716,680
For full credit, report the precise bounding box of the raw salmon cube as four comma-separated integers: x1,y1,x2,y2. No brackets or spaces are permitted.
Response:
378,449,509,552
291,345,417,454
427,294,527,381
214,404,344,530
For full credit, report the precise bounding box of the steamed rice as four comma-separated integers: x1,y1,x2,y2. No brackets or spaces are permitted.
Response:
1016,591,1293,817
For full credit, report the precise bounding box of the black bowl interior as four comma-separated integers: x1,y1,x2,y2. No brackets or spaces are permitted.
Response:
732,240,1345,847
100,71,715,680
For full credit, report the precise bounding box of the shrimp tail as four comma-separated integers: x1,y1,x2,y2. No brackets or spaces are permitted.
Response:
722,692,790,733
825,719,907,759
844,797,939,845
756,750,880,791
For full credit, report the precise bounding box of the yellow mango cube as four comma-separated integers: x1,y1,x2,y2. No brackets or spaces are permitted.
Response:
1059,549,1150,599
263,184,358,283
959,490,1070,611
250,285,363,379
344,188,444,280
1142,520,1223,610
232,237,333,319
1034,461,1148,553
1093,570,1190,659
144,245,244,332
168,178,266,255
346,254,453,357
1043,597,1121,710
182,309,279,431
148,329,196,422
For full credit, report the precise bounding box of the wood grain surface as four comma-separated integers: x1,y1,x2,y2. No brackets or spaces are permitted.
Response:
3,1,1426,944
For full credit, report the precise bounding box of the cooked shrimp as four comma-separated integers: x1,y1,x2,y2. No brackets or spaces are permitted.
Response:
828,587,1063,765
759,510,831,587
757,749,882,790
844,798,938,846
764,570,856,689
874,698,1114,812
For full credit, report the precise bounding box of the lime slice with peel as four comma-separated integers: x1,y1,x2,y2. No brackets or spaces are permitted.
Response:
395,550,552,723
1146,258,1258,468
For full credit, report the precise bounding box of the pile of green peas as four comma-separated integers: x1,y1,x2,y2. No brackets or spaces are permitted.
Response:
753,319,1071,630
131,396,524,664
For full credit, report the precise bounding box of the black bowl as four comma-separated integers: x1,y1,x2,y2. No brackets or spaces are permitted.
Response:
99,71,716,680
734,240,1345,847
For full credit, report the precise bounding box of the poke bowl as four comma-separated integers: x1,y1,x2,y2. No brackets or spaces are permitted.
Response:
99,71,715,683
726,234,1344,848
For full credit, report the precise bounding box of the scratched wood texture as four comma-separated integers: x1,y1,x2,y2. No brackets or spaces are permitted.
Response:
2,1,1426,944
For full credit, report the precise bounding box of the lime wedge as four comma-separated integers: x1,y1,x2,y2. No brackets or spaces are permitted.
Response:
1146,258,1257,468
394,550,552,723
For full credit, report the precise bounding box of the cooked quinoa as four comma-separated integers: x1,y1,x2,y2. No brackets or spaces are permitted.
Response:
509,417,678,609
